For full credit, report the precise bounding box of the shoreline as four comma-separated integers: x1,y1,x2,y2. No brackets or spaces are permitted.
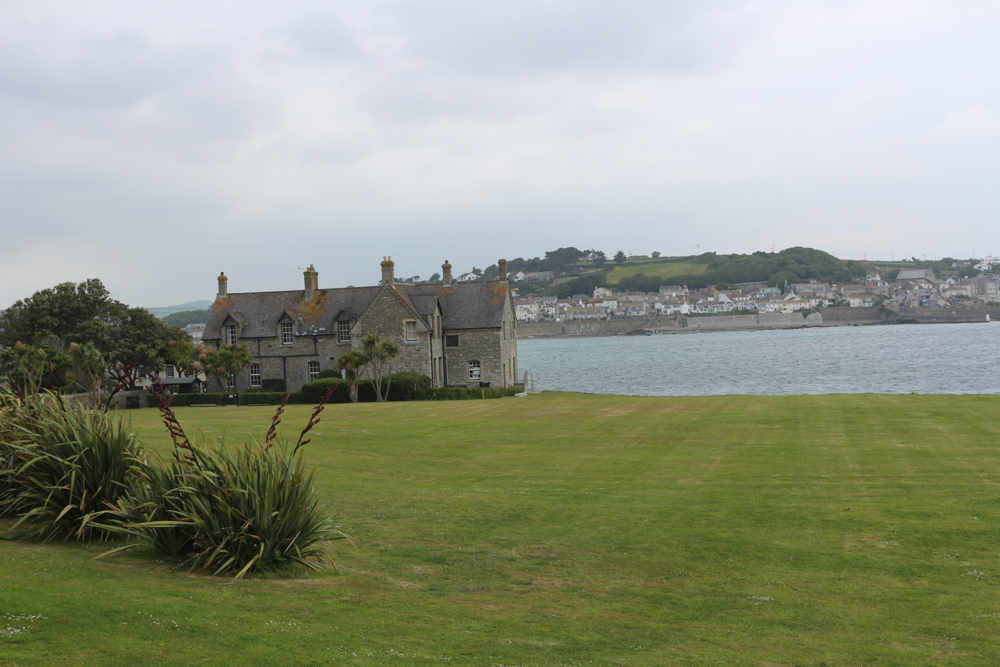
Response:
516,308,997,340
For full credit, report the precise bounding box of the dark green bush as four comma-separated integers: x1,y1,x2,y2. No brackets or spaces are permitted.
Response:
117,442,340,578
238,392,304,406
0,391,141,540
301,378,351,403
415,386,519,401
145,392,225,408
315,370,341,380
261,379,285,393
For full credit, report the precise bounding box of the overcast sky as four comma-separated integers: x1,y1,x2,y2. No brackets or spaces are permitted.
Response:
2,1,998,308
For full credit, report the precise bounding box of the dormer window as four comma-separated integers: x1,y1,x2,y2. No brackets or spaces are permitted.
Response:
226,325,238,345
281,322,293,345
338,320,351,343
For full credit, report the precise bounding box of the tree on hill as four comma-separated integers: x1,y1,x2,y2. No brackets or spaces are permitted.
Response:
163,309,211,327
544,247,585,273
590,250,607,268
651,251,661,259
614,250,627,265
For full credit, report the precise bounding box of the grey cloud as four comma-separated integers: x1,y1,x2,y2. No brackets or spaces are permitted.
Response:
278,14,362,61
381,0,756,77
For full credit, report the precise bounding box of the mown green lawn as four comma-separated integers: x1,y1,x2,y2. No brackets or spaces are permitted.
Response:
2,393,1000,666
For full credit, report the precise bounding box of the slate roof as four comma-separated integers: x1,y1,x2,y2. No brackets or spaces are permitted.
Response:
204,280,510,341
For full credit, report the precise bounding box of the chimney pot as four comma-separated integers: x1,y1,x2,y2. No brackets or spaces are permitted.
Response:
381,256,395,286
304,264,318,301
217,272,228,299
442,260,453,286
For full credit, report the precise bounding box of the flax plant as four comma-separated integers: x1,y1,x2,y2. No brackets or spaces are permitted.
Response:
0,388,141,541
112,386,342,578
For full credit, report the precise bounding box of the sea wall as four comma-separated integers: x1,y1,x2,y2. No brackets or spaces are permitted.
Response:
518,317,665,337
815,306,883,323
889,307,1000,324
515,304,1000,338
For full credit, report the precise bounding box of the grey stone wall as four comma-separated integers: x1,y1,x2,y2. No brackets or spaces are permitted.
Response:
444,328,504,387
353,287,433,377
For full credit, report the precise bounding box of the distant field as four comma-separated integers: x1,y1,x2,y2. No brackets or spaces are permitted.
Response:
606,259,706,283
3,393,1000,665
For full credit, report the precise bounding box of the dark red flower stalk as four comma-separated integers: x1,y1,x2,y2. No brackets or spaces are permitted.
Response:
148,376,200,468
294,386,334,454
264,393,290,450
102,357,136,418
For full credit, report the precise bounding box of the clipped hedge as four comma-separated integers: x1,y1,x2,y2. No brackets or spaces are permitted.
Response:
415,386,519,401
238,391,304,406
146,392,225,408
300,378,352,403
300,373,434,403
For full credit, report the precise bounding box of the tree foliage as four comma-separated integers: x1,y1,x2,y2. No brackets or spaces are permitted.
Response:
360,333,401,401
205,345,254,397
0,279,186,392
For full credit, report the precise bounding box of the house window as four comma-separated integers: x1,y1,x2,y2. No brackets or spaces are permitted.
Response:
468,360,481,380
338,320,351,343
226,325,238,345
308,361,320,382
445,334,459,348
405,320,417,341
249,363,261,388
165,365,174,378
281,322,293,345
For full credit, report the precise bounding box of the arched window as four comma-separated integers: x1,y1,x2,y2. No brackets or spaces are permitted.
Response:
468,360,481,381
308,361,320,381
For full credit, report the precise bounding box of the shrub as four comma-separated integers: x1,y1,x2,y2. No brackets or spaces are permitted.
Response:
111,382,342,578
261,379,285,393
415,386,519,401
315,370,341,380
145,392,224,408
301,378,351,403
0,391,141,541
117,442,339,577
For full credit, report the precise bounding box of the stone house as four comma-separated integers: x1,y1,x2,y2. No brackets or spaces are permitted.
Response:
202,258,518,393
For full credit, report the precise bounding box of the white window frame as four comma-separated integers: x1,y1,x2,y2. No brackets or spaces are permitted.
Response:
281,322,293,345
468,360,481,381
405,320,417,342
249,363,261,388
308,361,320,382
164,365,174,378
226,325,238,345
338,320,351,343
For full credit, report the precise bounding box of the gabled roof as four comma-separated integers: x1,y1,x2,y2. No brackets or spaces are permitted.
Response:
204,279,511,340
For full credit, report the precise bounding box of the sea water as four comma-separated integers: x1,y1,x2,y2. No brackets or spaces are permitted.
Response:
517,322,1000,396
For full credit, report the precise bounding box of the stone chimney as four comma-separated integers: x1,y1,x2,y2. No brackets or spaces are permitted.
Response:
217,272,228,299
498,259,507,282
442,260,452,286
304,264,318,301
381,256,395,285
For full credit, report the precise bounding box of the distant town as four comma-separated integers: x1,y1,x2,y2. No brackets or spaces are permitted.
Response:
510,260,1000,323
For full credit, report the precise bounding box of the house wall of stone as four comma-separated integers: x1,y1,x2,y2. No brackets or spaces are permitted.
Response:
352,287,433,378
204,332,357,393
443,328,504,387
